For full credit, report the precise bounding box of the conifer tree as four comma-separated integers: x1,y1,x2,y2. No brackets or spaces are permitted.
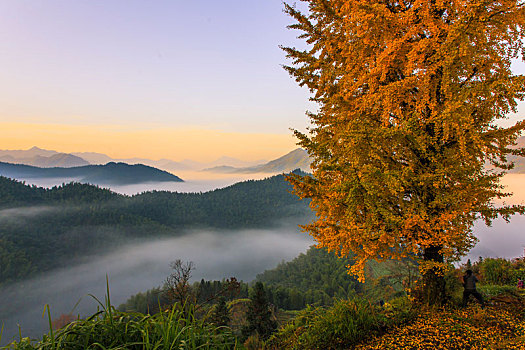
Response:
466,259,472,271
210,297,230,327
284,0,525,303
242,282,277,340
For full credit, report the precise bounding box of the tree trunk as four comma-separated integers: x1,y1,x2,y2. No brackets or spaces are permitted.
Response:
421,245,446,305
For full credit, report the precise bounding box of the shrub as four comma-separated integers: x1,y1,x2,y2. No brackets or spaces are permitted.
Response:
478,285,520,298
266,297,414,350
480,258,515,285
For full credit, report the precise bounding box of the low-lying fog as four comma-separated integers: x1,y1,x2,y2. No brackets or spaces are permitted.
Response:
14,171,273,195
1,221,523,345
463,174,525,261
467,215,525,260
110,171,272,195
0,226,313,344
0,206,56,223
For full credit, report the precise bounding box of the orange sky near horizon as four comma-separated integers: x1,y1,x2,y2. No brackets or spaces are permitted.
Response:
0,122,299,162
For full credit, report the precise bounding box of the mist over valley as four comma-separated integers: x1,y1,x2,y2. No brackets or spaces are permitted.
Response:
13,171,273,196
0,171,314,343
0,226,313,344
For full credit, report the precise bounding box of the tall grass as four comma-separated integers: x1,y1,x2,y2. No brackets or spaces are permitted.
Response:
3,280,238,350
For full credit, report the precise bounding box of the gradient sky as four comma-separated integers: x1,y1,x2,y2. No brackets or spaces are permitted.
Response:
1,0,524,162
0,0,313,161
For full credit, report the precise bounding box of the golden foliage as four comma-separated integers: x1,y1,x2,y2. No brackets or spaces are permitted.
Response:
284,0,525,281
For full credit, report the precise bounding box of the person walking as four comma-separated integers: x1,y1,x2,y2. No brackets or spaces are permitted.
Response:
462,270,484,307
517,278,524,289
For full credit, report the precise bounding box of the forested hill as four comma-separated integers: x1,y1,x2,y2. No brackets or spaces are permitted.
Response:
0,176,120,207
119,247,359,313
256,247,357,292
120,245,410,313
256,247,361,308
0,172,311,285
0,161,183,185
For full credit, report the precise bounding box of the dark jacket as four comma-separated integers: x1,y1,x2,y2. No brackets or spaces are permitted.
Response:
463,274,478,290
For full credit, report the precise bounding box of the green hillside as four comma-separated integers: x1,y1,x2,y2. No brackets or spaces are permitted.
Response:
255,247,360,309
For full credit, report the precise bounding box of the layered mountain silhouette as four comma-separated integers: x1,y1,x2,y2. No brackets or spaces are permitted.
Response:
203,148,312,174
0,147,89,167
3,137,525,175
0,146,56,158
0,162,183,185
71,153,266,171
0,147,267,172
71,152,193,171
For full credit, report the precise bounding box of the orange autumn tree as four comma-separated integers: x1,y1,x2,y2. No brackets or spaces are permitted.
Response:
283,0,525,303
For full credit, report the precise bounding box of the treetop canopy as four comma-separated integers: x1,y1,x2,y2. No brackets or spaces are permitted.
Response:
284,0,525,281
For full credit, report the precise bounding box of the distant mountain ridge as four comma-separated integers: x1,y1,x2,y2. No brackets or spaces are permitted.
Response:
0,153,90,168
0,147,266,172
205,140,525,175
0,147,89,168
71,154,267,171
0,146,56,158
203,148,312,174
72,153,193,171
0,162,183,185
4,138,525,174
